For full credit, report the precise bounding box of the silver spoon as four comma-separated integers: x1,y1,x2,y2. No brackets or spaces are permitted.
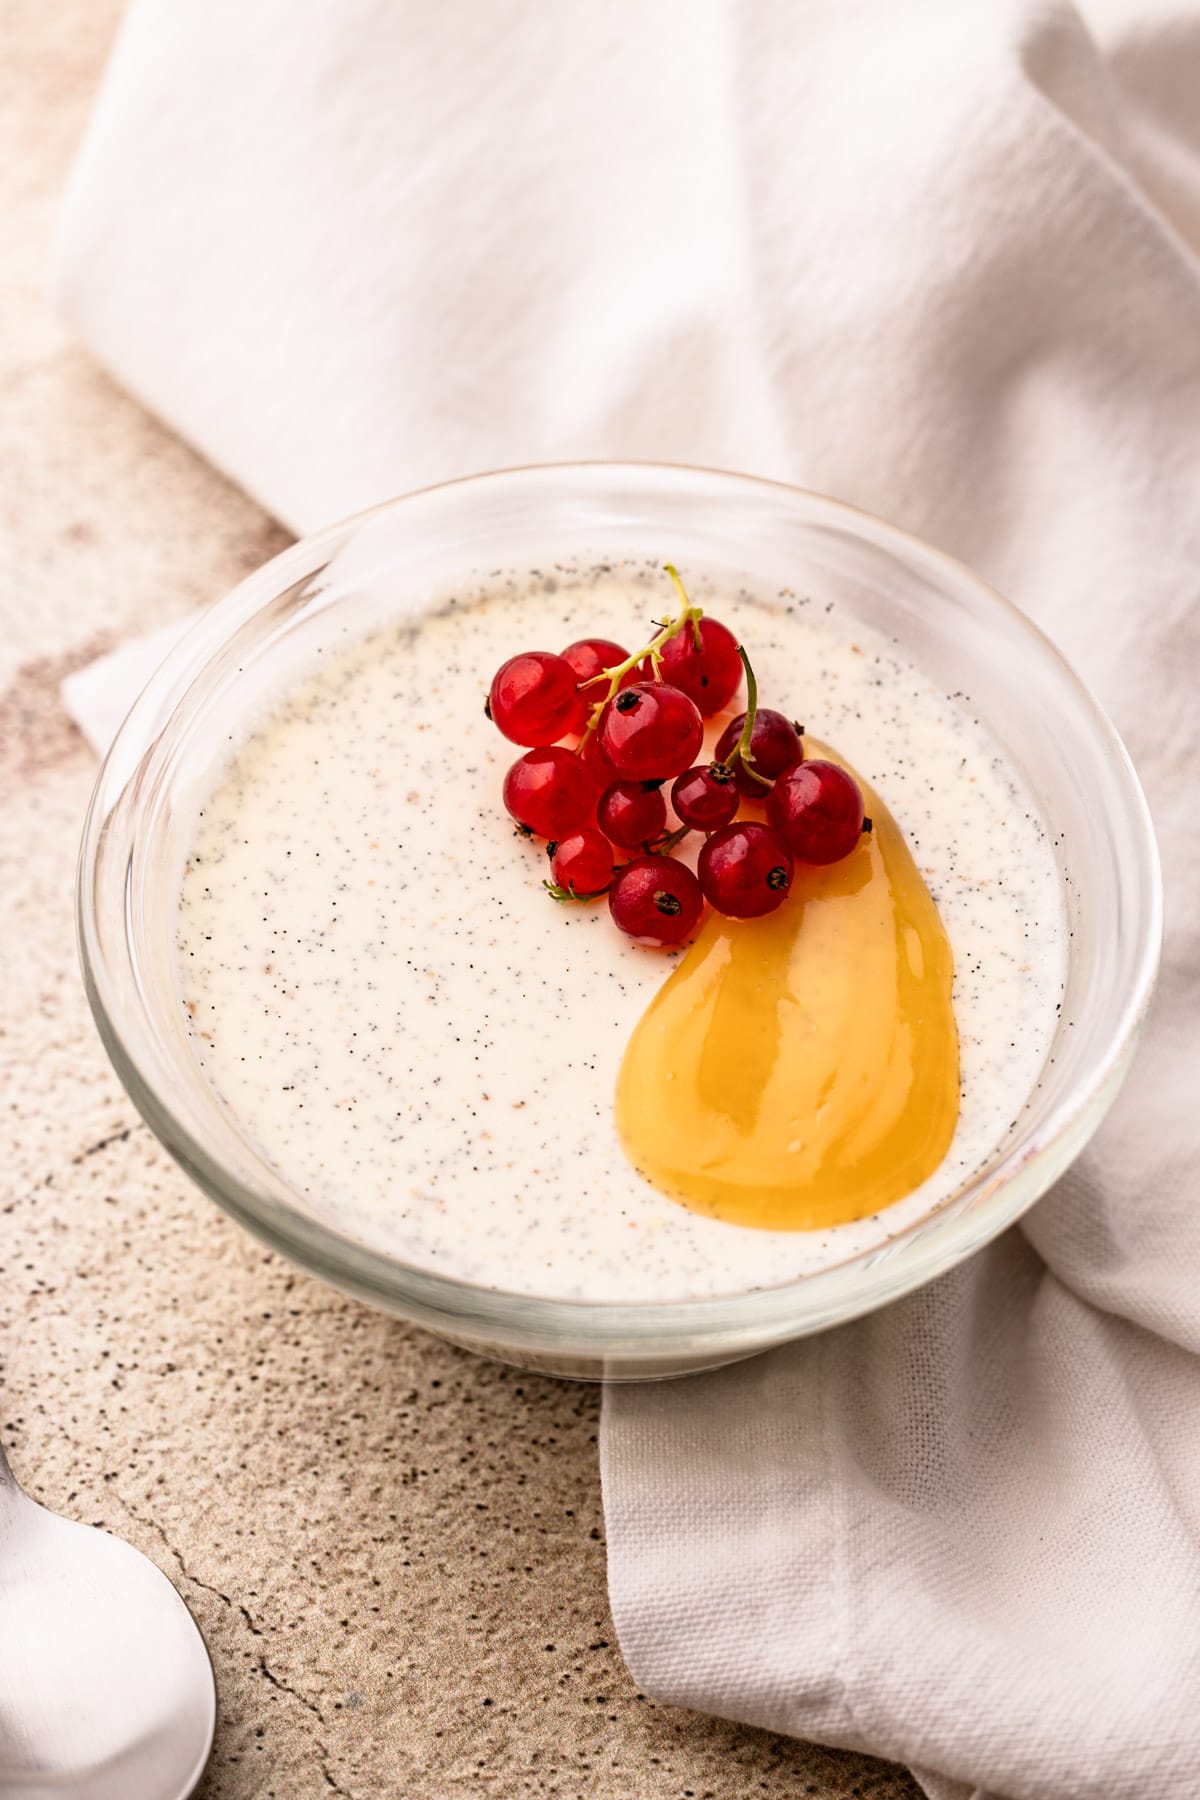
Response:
0,1441,216,1799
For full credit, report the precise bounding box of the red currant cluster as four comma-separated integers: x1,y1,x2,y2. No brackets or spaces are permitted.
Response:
486,568,868,947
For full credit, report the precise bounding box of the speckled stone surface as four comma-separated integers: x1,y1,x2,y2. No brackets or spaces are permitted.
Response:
0,7,920,1795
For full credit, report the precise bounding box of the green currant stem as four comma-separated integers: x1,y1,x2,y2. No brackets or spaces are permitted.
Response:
664,564,704,651
543,878,609,903
576,566,705,754
726,644,772,788
652,823,692,855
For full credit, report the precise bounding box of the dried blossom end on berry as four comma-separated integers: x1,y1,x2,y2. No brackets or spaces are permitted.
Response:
698,822,794,918
609,855,704,947
598,682,704,781
672,764,740,833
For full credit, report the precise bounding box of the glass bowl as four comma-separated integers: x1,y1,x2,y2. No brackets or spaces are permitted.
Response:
77,464,1161,1380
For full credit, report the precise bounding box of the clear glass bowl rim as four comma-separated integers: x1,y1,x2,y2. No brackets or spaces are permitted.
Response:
77,461,1163,1362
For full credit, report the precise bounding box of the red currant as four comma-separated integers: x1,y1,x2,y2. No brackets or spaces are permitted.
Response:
670,763,739,832
767,759,865,864
657,617,743,716
561,637,634,692
714,708,804,796
698,822,793,918
597,780,667,850
598,682,703,781
608,855,704,947
547,828,614,897
488,651,587,746
580,728,621,788
502,746,598,838
561,637,626,686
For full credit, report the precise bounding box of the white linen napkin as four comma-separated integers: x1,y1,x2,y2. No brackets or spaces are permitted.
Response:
56,3,1200,1796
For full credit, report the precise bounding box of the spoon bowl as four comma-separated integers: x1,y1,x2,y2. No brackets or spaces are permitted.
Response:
0,1449,215,1800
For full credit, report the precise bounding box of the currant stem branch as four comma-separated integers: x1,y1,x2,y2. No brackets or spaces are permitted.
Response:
720,645,772,787
576,565,705,753
652,823,692,855
543,878,610,903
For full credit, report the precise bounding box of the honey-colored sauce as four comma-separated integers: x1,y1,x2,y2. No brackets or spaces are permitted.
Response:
616,745,959,1231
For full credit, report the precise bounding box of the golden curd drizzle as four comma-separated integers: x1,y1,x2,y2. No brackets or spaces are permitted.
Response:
616,744,960,1231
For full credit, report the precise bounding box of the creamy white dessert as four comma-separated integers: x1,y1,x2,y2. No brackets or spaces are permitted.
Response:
176,566,1066,1301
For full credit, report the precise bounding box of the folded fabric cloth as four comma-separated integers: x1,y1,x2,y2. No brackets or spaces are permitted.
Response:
61,618,192,757
57,2,1200,1796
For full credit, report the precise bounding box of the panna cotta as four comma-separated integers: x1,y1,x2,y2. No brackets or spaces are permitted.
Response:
175,563,1066,1302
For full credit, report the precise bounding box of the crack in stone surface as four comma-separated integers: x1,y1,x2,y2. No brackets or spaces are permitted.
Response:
112,1490,234,1609
256,1661,348,1795
111,1489,351,1793
256,1655,327,1726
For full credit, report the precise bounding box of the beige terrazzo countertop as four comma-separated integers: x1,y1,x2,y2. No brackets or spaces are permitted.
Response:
0,7,919,1795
